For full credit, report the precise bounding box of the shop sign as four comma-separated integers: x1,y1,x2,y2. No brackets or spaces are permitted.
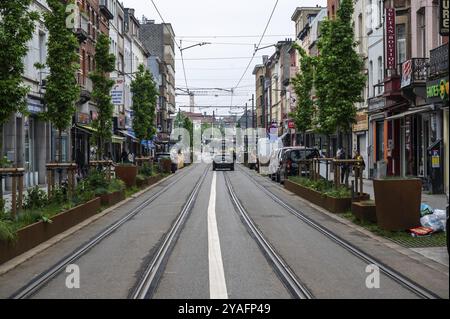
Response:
353,112,369,132
432,150,440,168
440,0,449,36
111,78,125,105
401,60,412,88
27,98,43,114
426,76,449,103
288,121,295,129
386,8,396,70
76,112,90,124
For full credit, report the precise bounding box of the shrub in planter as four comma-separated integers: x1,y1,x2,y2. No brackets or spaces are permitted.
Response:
136,174,148,188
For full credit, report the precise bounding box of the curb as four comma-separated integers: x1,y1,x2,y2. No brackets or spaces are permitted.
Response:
0,173,176,277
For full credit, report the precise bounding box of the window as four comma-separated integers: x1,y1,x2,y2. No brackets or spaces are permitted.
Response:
368,0,373,31
417,8,426,57
358,14,363,52
377,57,383,94
38,32,46,64
378,0,383,27
396,24,407,64
369,60,373,97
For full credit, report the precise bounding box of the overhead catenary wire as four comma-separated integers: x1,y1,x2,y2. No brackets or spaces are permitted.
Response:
233,0,280,91
150,0,190,93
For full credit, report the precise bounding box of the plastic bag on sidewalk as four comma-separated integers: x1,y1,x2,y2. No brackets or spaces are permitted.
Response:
420,203,434,217
420,214,445,233
433,209,447,221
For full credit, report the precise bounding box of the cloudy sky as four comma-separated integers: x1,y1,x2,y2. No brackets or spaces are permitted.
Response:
122,0,326,117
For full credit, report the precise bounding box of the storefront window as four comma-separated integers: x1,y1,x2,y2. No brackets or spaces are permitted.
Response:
375,121,384,161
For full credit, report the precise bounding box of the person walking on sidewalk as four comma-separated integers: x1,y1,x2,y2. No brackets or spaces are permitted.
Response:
336,147,350,185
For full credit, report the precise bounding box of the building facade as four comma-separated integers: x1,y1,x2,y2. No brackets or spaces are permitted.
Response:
139,19,176,152
1,0,51,191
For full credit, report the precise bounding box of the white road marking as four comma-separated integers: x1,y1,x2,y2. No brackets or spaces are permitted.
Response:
207,172,228,299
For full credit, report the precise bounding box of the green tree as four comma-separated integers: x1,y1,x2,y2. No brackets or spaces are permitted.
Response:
131,64,158,156
0,0,38,161
90,33,115,160
0,0,38,200
290,44,315,146
315,0,366,150
42,0,80,162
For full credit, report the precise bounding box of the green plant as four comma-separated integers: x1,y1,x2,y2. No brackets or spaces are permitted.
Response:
0,220,16,242
50,186,68,205
136,174,146,182
139,163,154,177
24,186,49,209
90,33,115,160
324,186,351,199
131,64,158,154
40,0,80,161
85,170,109,191
109,178,125,193
0,0,39,162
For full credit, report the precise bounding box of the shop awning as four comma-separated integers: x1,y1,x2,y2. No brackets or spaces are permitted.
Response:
119,130,139,142
74,124,97,135
112,135,125,144
385,105,434,121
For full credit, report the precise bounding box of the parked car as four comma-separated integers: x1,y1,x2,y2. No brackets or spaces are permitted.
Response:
213,153,234,171
279,148,321,184
269,147,293,183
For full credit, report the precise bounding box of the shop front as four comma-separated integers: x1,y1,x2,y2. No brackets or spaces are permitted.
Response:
352,111,369,178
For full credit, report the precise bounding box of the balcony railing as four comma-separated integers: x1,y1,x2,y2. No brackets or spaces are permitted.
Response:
99,0,114,20
400,58,429,89
74,13,89,42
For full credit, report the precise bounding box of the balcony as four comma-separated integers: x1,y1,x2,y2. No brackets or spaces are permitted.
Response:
99,0,114,20
400,58,429,100
74,13,89,43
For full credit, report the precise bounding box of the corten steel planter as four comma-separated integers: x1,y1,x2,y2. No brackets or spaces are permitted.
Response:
325,196,352,214
115,165,138,188
352,201,377,223
284,180,324,207
0,198,101,265
373,179,422,231
100,191,125,207
285,180,353,214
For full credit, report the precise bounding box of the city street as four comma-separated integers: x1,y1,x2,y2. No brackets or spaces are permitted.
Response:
0,164,447,299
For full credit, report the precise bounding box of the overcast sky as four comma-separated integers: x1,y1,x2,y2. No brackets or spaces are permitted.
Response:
122,0,327,117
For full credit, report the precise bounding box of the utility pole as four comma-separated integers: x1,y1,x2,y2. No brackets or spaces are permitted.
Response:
252,94,255,129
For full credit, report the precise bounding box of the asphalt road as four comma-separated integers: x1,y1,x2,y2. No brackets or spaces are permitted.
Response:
0,163,447,299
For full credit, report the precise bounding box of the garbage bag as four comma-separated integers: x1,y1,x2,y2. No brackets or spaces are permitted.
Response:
420,204,434,217
433,209,447,221
420,214,445,233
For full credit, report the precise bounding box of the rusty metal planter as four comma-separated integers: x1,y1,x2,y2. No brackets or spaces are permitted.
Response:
285,180,353,214
352,201,377,223
115,165,138,188
373,179,422,231
100,191,125,207
0,198,101,265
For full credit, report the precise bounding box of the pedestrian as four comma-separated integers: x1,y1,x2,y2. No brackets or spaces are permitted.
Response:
337,147,350,185
352,150,366,175
121,149,129,163
75,148,85,179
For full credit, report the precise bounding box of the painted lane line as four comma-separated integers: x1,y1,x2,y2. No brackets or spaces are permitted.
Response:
207,172,228,299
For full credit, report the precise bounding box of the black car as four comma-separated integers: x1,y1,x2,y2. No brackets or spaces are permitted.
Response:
213,154,234,171
279,148,320,184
